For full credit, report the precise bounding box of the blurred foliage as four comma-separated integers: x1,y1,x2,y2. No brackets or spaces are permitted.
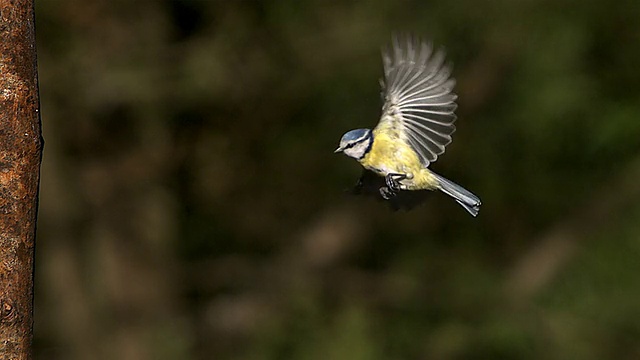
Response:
33,0,640,359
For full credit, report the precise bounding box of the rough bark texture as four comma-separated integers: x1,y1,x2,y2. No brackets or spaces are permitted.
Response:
0,0,43,359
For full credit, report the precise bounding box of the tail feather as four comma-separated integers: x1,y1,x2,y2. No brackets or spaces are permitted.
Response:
431,172,481,217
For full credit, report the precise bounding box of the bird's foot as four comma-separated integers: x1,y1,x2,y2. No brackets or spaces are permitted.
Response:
379,186,396,200
380,173,407,199
385,173,407,192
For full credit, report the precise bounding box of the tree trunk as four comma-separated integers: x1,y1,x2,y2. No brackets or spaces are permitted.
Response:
0,0,43,358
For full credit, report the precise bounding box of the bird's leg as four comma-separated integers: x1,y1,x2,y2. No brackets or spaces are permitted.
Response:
385,173,407,191
379,187,395,200
380,173,407,199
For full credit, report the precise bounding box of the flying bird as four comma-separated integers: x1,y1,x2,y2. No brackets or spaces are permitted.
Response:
335,35,481,216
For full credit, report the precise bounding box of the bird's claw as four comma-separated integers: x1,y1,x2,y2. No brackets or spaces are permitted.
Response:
379,186,395,200
385,176,399,192
380,173,407,199
385,173,406,192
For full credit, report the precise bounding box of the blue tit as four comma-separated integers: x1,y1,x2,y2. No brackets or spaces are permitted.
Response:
335,35,481,216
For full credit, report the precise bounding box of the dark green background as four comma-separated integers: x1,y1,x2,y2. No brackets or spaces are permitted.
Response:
34,0,640,359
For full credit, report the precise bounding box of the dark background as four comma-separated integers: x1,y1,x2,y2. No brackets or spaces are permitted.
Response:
34,0,640,359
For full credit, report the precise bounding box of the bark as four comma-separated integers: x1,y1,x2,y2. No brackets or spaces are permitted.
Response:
0,0,43,358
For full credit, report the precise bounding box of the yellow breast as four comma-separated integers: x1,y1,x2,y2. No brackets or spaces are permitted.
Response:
359,130,439,190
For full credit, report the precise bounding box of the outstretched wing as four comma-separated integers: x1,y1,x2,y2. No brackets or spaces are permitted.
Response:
375,35,457,167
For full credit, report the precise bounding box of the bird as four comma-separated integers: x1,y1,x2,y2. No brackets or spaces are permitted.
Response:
335,35,481,216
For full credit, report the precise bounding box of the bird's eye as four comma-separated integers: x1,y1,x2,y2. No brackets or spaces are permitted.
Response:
344,139,365,150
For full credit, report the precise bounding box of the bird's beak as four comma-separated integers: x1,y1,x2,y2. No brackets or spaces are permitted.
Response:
334,146,344,153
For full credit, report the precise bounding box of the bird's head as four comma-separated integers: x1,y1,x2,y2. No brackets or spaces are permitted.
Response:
335,128,373,160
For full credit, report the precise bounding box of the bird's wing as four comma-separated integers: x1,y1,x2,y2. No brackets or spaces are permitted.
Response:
375,35,457,167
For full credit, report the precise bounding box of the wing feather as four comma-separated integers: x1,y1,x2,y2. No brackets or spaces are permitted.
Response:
375,35,458,166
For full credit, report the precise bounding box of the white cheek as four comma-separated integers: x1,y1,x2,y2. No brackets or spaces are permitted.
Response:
345,143,363,158
344,148,359,158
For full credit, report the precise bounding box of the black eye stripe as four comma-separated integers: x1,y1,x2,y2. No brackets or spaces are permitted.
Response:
344,137,368,149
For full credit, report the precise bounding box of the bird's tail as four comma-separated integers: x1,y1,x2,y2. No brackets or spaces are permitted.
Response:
431,172,481,217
